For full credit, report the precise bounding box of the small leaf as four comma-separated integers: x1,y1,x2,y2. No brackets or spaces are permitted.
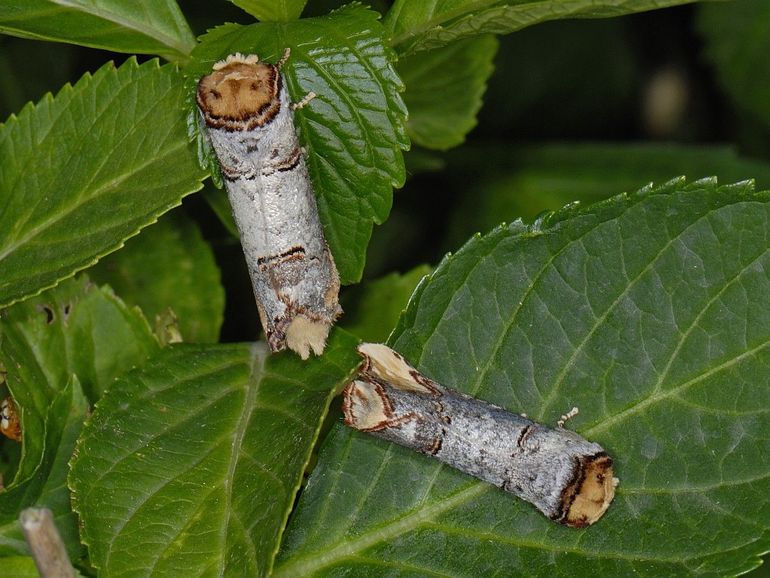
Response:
342,265,431,342
386,0,704,55
188,4,409,283
89,209,225,343
230,0,308,21
0,378,89,559
0,276,159,489
276,178,770,577
0,0,195,61
399,35,498,150
698,0,770,125
0,58,207,308
70,331,360,577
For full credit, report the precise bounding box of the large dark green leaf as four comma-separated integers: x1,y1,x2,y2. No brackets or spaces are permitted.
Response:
386,0,704,55
188,4,409,283
276,178,770,577
70,331,360,577
89,209,225,343
0,58,207,308
0,0,195,61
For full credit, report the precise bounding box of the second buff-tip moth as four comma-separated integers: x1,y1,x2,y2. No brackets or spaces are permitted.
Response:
196,50,341,359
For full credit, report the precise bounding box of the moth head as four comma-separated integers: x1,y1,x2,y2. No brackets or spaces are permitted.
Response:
196,53,282,130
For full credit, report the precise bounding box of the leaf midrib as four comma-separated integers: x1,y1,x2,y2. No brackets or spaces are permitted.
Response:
215,343,266,576
273,474,704,576
54,0,193,56
272,482,489,577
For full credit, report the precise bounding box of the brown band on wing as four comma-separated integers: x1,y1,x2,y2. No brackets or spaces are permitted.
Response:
261,146,302,176
257,246,306,270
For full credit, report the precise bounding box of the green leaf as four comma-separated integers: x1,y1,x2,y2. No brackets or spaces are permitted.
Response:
0,58,207,308
342,265,431,343
698,0,770,126
0,0,195,61
0,276,159,489
386,0,703,55
399,34,498,150
89,209,225,343
188,4,409,283
0,557,39,577
0,276,157,559
70,330,361,577
230,0,308,21
276,178,770,577
0,378,89,559
445,143,770,245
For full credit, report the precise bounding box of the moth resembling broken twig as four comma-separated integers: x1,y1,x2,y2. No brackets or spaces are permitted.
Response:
343,344,618,527
196,50,341,359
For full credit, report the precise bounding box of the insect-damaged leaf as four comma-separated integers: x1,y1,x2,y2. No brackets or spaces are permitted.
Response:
70,331,360,577
188,4,409,284
0,277,159,558
275,178,770,577
0,58,207,309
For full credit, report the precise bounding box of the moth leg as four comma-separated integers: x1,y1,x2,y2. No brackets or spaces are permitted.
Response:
291,91,317,111
276,47,291,69
275,46,316,111
557,406,579,428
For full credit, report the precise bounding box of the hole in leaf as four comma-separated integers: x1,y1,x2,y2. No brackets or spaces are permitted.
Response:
39,305,55,324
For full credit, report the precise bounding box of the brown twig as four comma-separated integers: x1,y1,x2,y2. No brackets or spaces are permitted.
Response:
19,508,75,578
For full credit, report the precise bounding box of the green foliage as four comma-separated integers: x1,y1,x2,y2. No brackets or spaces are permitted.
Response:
230,0,308,21
0,58,207,309
698,0,770,125
0,277,159,558
399,35,498,150
89,209,225,343
445,143,770,243
342,265,432,342
1,1,770,576
277,178,770,576
70,332,360,576
0,1,195,61
385,0,706,55
2,556,39,577
188,4,408,284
